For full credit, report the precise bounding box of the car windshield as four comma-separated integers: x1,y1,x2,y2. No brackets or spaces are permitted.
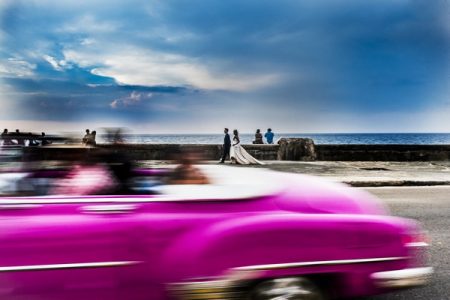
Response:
0,165,282,201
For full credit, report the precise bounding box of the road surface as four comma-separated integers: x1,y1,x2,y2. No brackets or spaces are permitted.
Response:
363,186,450,300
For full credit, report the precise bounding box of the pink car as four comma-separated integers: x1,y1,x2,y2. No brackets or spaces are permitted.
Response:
0,166,432,299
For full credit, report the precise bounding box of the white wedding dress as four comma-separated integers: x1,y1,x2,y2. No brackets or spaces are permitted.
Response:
230,137,264,165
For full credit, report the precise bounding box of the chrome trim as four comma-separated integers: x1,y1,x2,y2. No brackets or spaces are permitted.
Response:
81,204,137,214
406,242,429,248
371,267,433,288
0,261,141,272
0,204,42,210
0,189,274,204
234,257,407,271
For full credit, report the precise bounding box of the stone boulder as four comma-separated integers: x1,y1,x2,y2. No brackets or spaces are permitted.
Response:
277,138,316,161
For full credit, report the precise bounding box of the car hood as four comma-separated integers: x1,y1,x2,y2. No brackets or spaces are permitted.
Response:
272,172,387,215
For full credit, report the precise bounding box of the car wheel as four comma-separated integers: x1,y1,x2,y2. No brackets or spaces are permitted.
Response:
249,277,326,300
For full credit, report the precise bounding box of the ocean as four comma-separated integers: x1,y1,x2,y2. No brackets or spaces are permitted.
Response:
110,133,450,145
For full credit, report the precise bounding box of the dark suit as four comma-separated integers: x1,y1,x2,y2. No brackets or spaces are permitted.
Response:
221,133,231,162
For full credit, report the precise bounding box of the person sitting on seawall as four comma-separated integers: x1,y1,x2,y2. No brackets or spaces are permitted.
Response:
253,129,264,144
85,130,97,146
264,128,274,144
1,129,15,146
28,132,39,146
82,129,90,145
40,132,52,146
168,149,209,185
14,129,25,146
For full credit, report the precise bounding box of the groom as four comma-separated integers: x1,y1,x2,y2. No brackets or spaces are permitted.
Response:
220,128,231,163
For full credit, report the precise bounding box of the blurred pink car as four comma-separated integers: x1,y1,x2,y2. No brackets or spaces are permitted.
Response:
0,166,432,299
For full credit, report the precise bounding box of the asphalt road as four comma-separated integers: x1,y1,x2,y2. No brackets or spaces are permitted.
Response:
362,186,450,300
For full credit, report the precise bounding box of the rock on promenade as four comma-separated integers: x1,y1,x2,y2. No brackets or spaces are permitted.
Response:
277,138,316,161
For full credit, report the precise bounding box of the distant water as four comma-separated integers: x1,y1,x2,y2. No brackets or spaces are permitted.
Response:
107,133,450,145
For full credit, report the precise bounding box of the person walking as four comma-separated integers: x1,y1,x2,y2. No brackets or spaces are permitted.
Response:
264,128,274,144
220,128,231,163
230,129,264,165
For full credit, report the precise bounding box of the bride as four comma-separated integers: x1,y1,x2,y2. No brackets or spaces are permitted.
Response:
230,130,264,165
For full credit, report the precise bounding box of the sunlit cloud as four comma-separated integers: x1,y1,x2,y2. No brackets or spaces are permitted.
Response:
110,91,152,109
0,58,36,77
64,47,280,91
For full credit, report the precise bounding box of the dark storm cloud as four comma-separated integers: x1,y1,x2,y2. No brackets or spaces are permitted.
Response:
0,0,448,131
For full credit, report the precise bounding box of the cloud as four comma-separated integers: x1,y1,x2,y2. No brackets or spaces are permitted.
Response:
57,14,118,34
63,47,280,91
42,55,70,71
0,57,36,77
110,91,152,109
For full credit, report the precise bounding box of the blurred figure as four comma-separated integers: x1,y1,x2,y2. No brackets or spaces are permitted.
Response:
28,132,39,146
85,130,97,146
220,128,231,163
82,129,90,145
231,129,264,165
40,132,52,146
253,129,264,144
102,151,134,193
51,154,117,195
105,127,125,144
15,129,25,145
112,129,124,144
265,128,274,144
169,149,209,184
1,129,14,145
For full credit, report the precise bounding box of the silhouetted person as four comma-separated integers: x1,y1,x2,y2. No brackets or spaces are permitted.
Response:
86,130,97,146
253,129,264,144
265,128,274,144
220,128,231,163
41,132,51,146
15,129,25,145
28,132,39,146
1,129,14,145
112,128,124,144
82,129,90,145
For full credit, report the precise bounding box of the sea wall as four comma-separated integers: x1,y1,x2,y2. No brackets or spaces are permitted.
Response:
18,139,450,161
315,144,450,161
20,143,280,161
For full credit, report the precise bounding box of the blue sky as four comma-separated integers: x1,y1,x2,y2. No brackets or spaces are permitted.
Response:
0,0,449,133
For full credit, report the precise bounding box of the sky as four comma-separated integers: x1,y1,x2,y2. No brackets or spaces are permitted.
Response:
0,0,449,133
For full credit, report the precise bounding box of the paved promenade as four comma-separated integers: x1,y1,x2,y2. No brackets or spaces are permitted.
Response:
230,161,450,187
140,160,450,187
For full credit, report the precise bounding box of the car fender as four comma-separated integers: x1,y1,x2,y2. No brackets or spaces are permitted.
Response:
161,212,410,282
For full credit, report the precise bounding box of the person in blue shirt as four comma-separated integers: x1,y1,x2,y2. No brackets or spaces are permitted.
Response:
264,128,274,144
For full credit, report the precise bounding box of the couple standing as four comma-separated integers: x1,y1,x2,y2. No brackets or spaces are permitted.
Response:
220,128,264,165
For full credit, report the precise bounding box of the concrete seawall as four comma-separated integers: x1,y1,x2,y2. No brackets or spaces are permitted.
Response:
20,139,450,161
316,144,450,161
21,144,279,161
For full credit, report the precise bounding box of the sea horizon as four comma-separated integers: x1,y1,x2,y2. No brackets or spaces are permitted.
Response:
98,132,450,145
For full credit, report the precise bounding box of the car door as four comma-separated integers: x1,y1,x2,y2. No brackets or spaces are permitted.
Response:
0,196,146,300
